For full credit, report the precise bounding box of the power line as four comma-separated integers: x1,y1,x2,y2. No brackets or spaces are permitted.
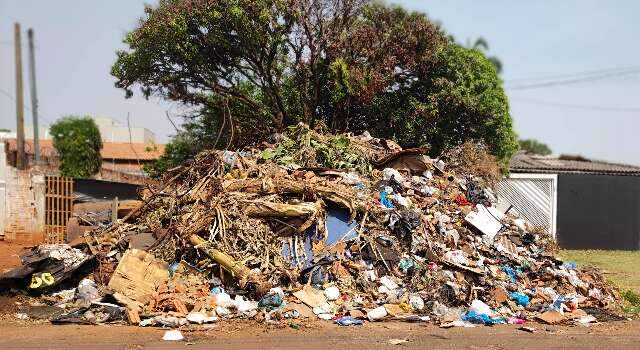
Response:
511,96,640,113
0,87,54,125
505,69,640,90
505,66,640,84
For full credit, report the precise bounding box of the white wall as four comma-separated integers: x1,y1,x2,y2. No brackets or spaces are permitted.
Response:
24,117,156,144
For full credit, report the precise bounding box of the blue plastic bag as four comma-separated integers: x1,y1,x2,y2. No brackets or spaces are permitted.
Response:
510,292,530,306
462,311,505,326
380,191,395,208
501,265,518,283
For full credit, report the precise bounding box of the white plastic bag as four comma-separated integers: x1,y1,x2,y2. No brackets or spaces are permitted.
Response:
367,306,388,321
324,286,340,301
382,168,404,183
469,299,494,316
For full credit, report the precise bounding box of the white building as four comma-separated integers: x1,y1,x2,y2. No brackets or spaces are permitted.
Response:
23,116,156,144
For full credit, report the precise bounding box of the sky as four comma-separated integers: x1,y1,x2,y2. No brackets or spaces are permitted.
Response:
1,1,639,164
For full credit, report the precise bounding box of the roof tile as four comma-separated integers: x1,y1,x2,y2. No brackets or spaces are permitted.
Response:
4,139,165,161
511,152,640,176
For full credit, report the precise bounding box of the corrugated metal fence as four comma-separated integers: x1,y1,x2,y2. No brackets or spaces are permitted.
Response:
496,174,557,237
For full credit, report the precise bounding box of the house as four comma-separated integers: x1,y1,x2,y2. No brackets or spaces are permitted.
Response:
497,152,640,250
0,135,164,242
3,139,164,183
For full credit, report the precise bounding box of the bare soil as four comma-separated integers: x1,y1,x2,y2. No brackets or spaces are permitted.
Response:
0,319,637,350
0,240,31,273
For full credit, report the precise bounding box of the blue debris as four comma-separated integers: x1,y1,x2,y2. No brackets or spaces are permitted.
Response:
380,191,395,208
462,311,506,326
326,208,359,245
510,292,530,306
210,287,224,295
551,295,571,311
562,262,577,269
501,265,518,283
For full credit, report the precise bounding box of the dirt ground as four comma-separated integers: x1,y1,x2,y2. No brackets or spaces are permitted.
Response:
0,240,31,273
0,319,637,350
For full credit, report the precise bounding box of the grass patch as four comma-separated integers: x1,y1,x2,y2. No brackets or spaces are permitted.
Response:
560,250,640,316
559,250,640,293
621,290,640,314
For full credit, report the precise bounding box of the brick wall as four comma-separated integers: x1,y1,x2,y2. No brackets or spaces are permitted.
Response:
0,143,5,238
3,166,45,242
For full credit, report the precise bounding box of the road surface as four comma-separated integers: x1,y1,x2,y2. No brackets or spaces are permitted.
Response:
0,319,638,350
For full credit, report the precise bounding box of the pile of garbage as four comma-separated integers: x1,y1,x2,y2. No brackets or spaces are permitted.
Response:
0,124,621,329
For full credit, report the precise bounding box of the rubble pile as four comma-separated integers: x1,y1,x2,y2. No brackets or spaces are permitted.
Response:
0,124,621,328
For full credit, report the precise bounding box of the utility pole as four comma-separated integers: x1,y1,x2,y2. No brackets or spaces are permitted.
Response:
14,23,26,170
27,28,40,164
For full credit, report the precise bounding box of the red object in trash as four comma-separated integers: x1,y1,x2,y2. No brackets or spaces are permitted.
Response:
455,194,472,206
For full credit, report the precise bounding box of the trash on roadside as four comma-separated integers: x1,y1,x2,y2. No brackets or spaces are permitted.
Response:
0,125,621,330
162,330,184,341
536,310,567,325
367,306,388,322
510,292,530,306
324,286,340,301
518,326,536,333
335,316,363,326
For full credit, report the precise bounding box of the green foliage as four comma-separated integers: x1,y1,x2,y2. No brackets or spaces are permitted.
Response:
622,290,640,315
0,128,10,132
519,139,552,155
466,37,502,73
143,132,198,177
622,290,640,306
49,116,103,177
353,42,518,168
112,0,442,132
261,124,372,174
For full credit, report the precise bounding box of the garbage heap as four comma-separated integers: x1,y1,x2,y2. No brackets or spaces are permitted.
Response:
0,124,620,327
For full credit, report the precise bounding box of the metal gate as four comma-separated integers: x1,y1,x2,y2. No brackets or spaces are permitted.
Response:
45,176,74,243
496,173,557,238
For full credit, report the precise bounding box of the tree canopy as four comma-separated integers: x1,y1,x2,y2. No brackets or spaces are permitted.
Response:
113,0,518,173
50,116,103,177
519,139,552,156
351,42,517,166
